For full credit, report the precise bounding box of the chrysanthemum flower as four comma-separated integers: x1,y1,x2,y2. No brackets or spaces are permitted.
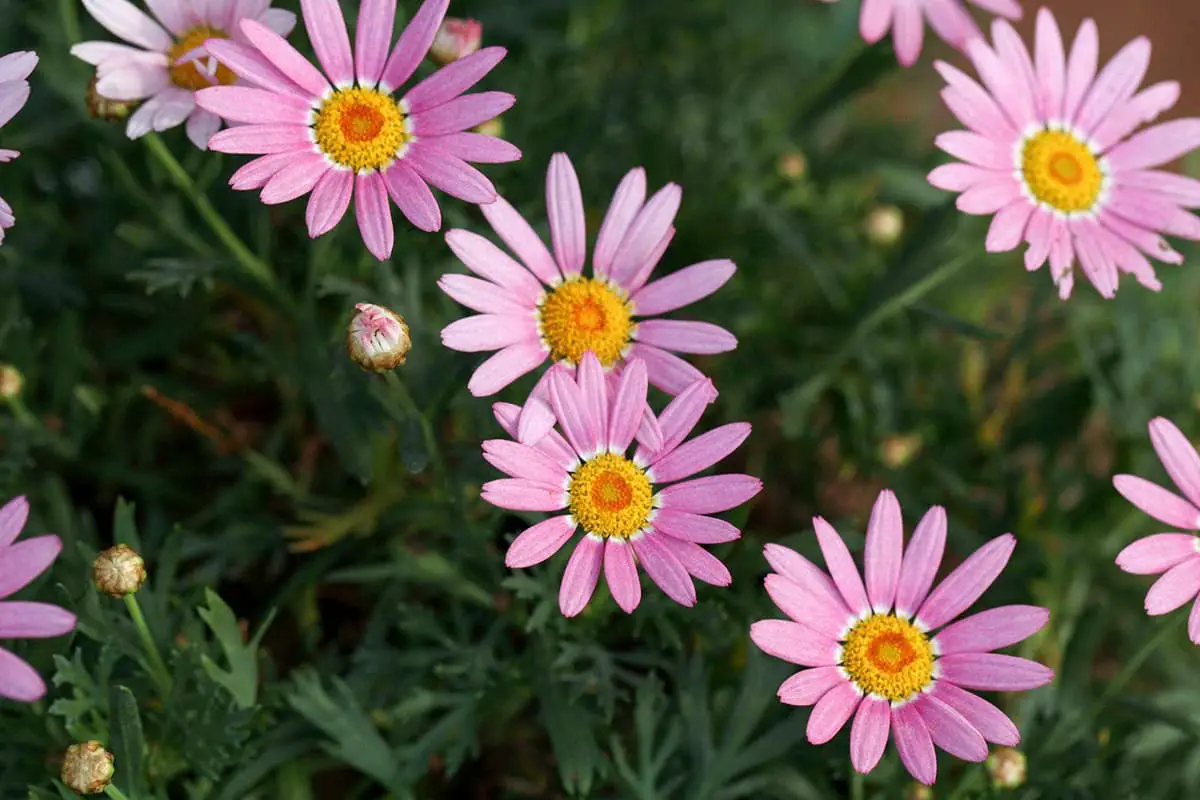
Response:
751,490,1053,785
1114,417,1200,645
70,0,297,149
0,51,37,246
440,152,737,397
194,0,519,261
929,9,1200,299
0,496,77,703
484,355,760,616
819,0,1021,67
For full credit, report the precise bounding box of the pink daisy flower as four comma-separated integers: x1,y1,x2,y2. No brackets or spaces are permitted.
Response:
440,152,738,398
193,0,520,261
0,496,77,703
1114,417,1200,645
751,490,1053,785
484,354,760,617
929,8,1200,299
70,0,298,149
0,51,37,247
819,0,1021,67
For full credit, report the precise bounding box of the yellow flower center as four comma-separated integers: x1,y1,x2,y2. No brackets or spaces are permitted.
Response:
1020,128,1104,213
840,614,934,703
568,453,654,539
167,26,235,90
312,87,409,173
538,278,635,367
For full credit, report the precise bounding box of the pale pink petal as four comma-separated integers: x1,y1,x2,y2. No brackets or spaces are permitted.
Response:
915,694,988,762
968,0,1021,16
593,167,647,279
1105,119,1200,172
493,402,578,470
559,536,603,617
864,489,903,613
1148,417,1200,508
891,0,923,67
934,605,1050,655
0,52,37,83
355,0,396,87
70,41,152,65
606,359,649,454
750,619,841,667
1033,7,1065,119
1061,18,1098,124
956,177,1021,215
927,162,997,192
404,47,506,115
850,696,891,775
95,61,168,101
444,229,543,301
1116,535,1200,575
625,343,706,396
609,184,682,290
1190,594,1200,645
186,108,222,150
634,320,736,355
545,153,587,276
576,352,609,436
193,85,312,125
0,602,77,638
965,36,1034,129
380,0,450,92
1048,217,1076,298
481,478,567,512
859,0,893,44
632,532,696,607
930,681,1019,745
807,681,862,745
355,172,395,260
483,439,569,486
1145,557,1200,615
382,161,442,232
649,423,750,484
1093,222,1160,290
626,225,675,293
479,195,560,285
0,536,61,597
938,654,1054,691
986,201,1034,253
934,60,1016,137
1120,171,1200,210
0,648,45,702
1113,474,1200,529
433,131,521,164
813,516,871,617
239,19,329,99
517,396,556,446
468,342,548,397
258,8,298,36
1092,82,1180,153
207,123,312,154
991,19,1040,122
659,536,730,587
410,91,515,137
305,168,352,237
1023,208,1054,272
651,509,740,545
895,505,947,618
1075,36,1151,136
405,143,496,204
0,497,29,548
203,39,308,97
778,667,845,707
657,475,762,515
631,259,735,316
300,0,353,86
604,538,641,613
438,274,525,315
924,0,979,53
652,377,717,454
82,0,172,51
1100,211,1184,265
1070,218,1118,298
763,574,854,640
259,152,328,204
934,131,1011,170
548,370,601,457
892,703,937,785
916,534,1016,630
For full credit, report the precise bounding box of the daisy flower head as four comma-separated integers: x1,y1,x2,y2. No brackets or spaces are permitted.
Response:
751,490,1053,785
70,0,298,149
0,495,77,703
440,152,738,398
484,355,761,617
0,51,37,246
194,0,520,261
929,8,1200,299
820,0,1022,68
1114,417,1200,645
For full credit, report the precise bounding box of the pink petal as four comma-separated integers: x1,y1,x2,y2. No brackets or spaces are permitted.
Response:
634,320,737,355
986,201,1034,253
934,60,1015,137
1033,7,1065,120
1116,534,1200,575
763,544,839,598
937,654,1054,691
549,370,601,458
0,647,45,702
1092,81,1180,153
604,538,641,613
956,177,1021,215
0,602,77,638
482,439,570,485
517,396,556,446
850,696,891,774
380,0,450,92
410,91,515,137
763,574,854,640
354,0,396,87
593,167,647,278
194,85,312,125
186,108,222,150
930,681,1019,745
1023,208,1054,272
403,47,506,114
968,0,1021,16
750,619,841,667
934,131,1012,170
444,229,543,301
493,402,578,470
632,532,696,607
81,0,172,51
1061,17,1098,124
95,62,168,102
438,274,525,315
0,496,29,548
813,516,870,617
1100,211,1184,265
778,666,845,707
300,0,353,86
927,162,998,192
895,505,947,618
625,343,706,396
1070,217,1118,298
916,534,1015,630
1113,474,1200,530
609,184,682,290
505,515,577,568
1119,171,1200,210
652,377,717,454
915,694,987,762
657,475,762,515
631,259,735,316
203,39,308,98
0,536,62,598
1145,557,1200,615
481,478,567,512
607,359,648,454
1105,118,1200,171
0,51,37,83
892,703,937,785
964,36,1033,129
546,153,587,276
468,342,548,397
305,168,353,238
259,152,328,204
649,423,750,484
382,161,442,232
1190,594,1200,645
933,605,1050,655
559,536,603,617
864,489,903,613
207,123,312,154
891,0,923,67
807,681,862,745
858,0,893,45
651,509,740,545
441,313,534,352
1148,417,1200,509
626,225,675,293
239,19,329,99
479,195,559,285
405,143,496,204
659,536,730,587
924,0,979,53
1075,36,1151,136
432,131,521,164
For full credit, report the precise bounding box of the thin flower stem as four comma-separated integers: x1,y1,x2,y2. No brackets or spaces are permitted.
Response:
123,594,173,696
141,133,277,291
850,771,865,800
104,783,133,800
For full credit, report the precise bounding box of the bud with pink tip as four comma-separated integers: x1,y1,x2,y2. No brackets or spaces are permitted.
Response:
430,18,482,65
347,304,411,373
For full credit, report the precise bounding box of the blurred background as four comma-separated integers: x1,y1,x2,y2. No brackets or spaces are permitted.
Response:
3,0,1200,798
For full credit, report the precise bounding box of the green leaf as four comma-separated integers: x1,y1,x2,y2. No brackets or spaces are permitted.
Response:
108,685,147,798
537,676,606,796
113,497,141,552
197,588,272,709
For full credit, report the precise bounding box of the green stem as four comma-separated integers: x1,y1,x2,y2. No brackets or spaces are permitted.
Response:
142,134,277,291
104,783,133,800
1093,615,1186,716
123,594,173,696
384,371,446,483
849,771,865,800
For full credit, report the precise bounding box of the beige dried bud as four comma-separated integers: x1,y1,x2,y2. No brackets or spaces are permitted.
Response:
0,364,22,400
85,75,138,121
348,303,411,373
777,151,808,180
61,741,114,795
866,205,904,246
474,117,504,139
92,544,146,598
986,746,1027,789
430,18,482,65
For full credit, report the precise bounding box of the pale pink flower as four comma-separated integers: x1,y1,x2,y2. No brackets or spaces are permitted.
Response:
751,490,1052,785
1114,417,1200,645
194,0,519,261
70,0,298,149
0,496,77,703
429,17,481,65
439,152,738,398
484,355,760,617
0,51,37,247
819,0,1022,67
929,8,1200,299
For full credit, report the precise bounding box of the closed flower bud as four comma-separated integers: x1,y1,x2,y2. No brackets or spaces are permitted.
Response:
0,364,22,400
348,303,411,373
986,746,1027,789
92,544,146,597
430,18,482,64
777,150,807,180
85,75,138,121
866,205,904,246
61,741,114,795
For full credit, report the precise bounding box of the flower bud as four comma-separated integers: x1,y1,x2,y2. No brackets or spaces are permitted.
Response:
904,784,933,800
61,741,114,795
0,364,22,400
986,746,1027,789
348,303,411,373
92,544,147,598
777,150,807,181
866,205,904,246
474,117,504,139
430,18,482,65
85,75,138,121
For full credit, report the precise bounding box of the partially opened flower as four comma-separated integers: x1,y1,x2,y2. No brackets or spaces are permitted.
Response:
929,8,1200,299
1114,417,1200,645
484,355,760,616
819,0,1022,67
751,490,1052,785
440,152,737,397
195,0,519,260
70,0,297,149
0,496,77,703
0,51,37,246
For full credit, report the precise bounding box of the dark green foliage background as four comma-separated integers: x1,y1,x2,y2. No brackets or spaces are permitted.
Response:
3,0,1200,797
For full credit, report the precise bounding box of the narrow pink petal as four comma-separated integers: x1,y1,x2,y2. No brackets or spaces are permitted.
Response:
1048,217,1076,298
593,167,647,278
1070,218,1118,298
927,163,997,192
659,536,730,587
1093,223,1160,291
916,534,1015,630
405,143,496,204
892,703,937,785
258,7,298,37
1190,594,1200,645
609,184,682,290
576,352,609,436
657,475,762,515
930,681,1019,745
1061,18,1098,124
807,681,862,745
937,654,1054,691
604,538,641,613
858,0,893,45
355,0,396,87
778,667,845,707
0,602,77,638
1092,82,1180,153
410,91,515,136
517,396,556,446
631,259,735,316
442,313,534,353
548,370,600,457
482,439,570,486
193,85,311,125
0,648,45,702
750,619,841,667
444,229,543,301
203,39,308,98
1116,534,1200,575
467,342,548,397
0,536,62,597
403,47,506,114
493,402,578,470
239,19,329,99
507,518,575,571
81,0,172,51
965,36,1034,129
1148,417,1200,508
986,201,1034,253
433,131,521,164
95,62,168,102
990,19,1040,123
651,509,740,544
864,489,903,613
895,506,947,618
626,226,674,293
891,0,923,67
559,536,603,617
626,343,706,396
933,60,1015,137
634,320,737,355
956,176,1021,215
934,131,1012,170
478,195,559,285
438,274,525,315
652,377,717,454
1145,557,1200,615
1075,37,1151,136
850,696,891,775
968,0,1021,16
813,516,871,617
1033,7,1065,120
1105,120,1200,172
1120,171,1200,210
382,161,442,232
1023,208,1054,272
914,694,988,762
1113,474,1200,530
934,605,1050,655
481,478,567,512
259,153,328,204
763,574,854,639
763,544,838,596
649,423,750,484
305,168,352,237
607,359,649,454
300,0,353,86
546,153,587,276
924,0,979,53
380,0,450,92
186,108,222,150
1100,211,1184,265
0,496,29,548
632,532,696,607
208,123,312,154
